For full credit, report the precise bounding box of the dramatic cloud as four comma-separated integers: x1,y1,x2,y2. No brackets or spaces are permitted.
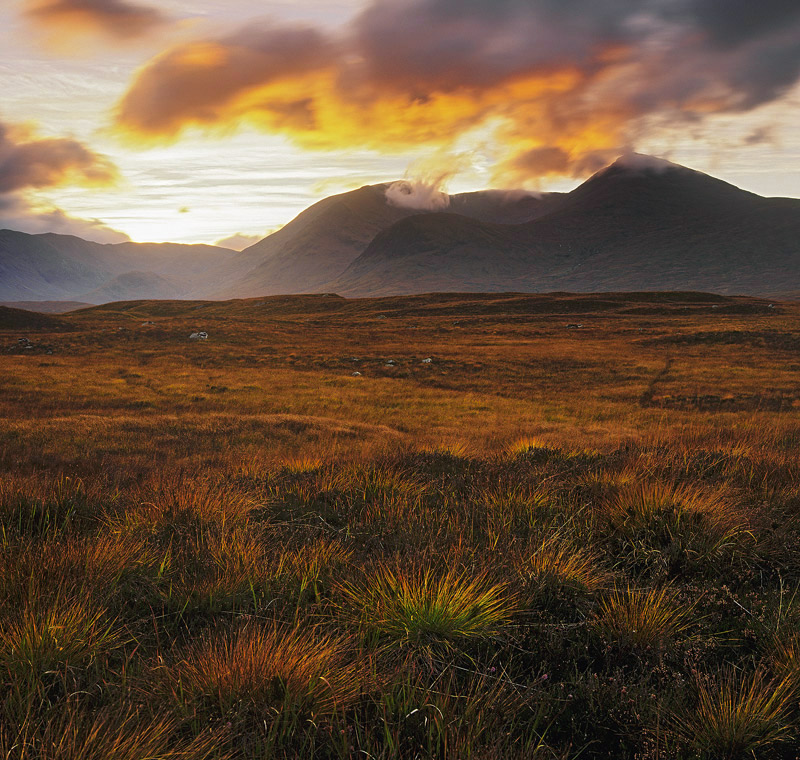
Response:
0,122,118,194
24,0,166,40
115,0,800,184
0,119,125,243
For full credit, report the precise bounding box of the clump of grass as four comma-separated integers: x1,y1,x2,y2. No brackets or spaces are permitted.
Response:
1,532,162,608
0,708,229,760
369,668,553,759
525,537,610,593
165,621,367,721
282,455,324,475
123,476,257,531
159,523,274,613
339,566,517,648
670,668,796,759
605,481,746,537
0,596,121,702
595,585,694,649
292,464,427,526
481,484,555,528
280,538,353,601
506,437,557,461
601,481,753,569
0,476,96,540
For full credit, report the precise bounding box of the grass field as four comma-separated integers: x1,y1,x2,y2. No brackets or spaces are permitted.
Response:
2,291,800,759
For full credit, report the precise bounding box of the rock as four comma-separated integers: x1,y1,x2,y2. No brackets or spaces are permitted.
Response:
565,323,583,329
422,358,433,364
189,332,208,340
352,371,362,377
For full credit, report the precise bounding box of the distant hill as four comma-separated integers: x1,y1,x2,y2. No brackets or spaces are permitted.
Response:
0,301,91,313
0,230,235,304
0,304,66,330
211,185,556,299
327,156,800,297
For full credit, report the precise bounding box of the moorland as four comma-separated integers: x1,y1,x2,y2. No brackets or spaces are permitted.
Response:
2,291,800,759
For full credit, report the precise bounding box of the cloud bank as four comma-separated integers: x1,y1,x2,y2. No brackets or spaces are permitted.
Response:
114,0,800,184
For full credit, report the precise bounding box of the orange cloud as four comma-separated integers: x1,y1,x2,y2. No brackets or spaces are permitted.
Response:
113,0,800,185
24,0,166,41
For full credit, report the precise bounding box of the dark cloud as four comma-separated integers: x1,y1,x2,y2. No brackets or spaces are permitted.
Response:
688,0,800,47
114,0,800,183
25,0,166,39
0,122,118,193
0,120,125,243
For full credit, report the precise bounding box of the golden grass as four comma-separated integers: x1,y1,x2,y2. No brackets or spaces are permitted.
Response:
595,585,694,648
2,294,800,758
1,532,162,607
0,708,229,760
524,537,610,592
670,668,796,759
0,596,120,678
119,475,258,531
600,480,755,564
165,621,368,719
338,565,517,647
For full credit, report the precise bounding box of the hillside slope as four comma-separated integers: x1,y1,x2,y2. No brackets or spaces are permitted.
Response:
327,156,800,297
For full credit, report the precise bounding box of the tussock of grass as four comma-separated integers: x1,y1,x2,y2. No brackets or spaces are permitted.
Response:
1,532,161,607
0,476,96,539
670,668,796,759
339,566,517,647
506,437,556,460
524,537,610,592
601,480,754,569
0,708,229,760
165,621,367,720
0,596,120,681
124,476,257,531
595,585,693,648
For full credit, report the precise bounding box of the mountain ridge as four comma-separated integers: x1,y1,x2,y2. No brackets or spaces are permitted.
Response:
2,155,798,303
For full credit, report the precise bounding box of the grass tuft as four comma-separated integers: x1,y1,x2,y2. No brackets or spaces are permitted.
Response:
595,584,693,648
165,621,367,721
339,565,517,647
670,668,796,759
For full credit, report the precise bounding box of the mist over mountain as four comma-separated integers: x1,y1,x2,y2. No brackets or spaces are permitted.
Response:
2,156,798,306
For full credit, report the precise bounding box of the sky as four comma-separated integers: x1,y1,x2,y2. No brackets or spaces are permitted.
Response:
1,0,799,248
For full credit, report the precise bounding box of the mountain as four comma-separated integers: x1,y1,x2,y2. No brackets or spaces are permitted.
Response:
211,184,556,299
78,271,184,303
326,155,800,297
0,230,235,304
2,155,798,304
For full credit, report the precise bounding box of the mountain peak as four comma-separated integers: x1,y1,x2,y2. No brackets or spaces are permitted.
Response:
607,152,685,174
